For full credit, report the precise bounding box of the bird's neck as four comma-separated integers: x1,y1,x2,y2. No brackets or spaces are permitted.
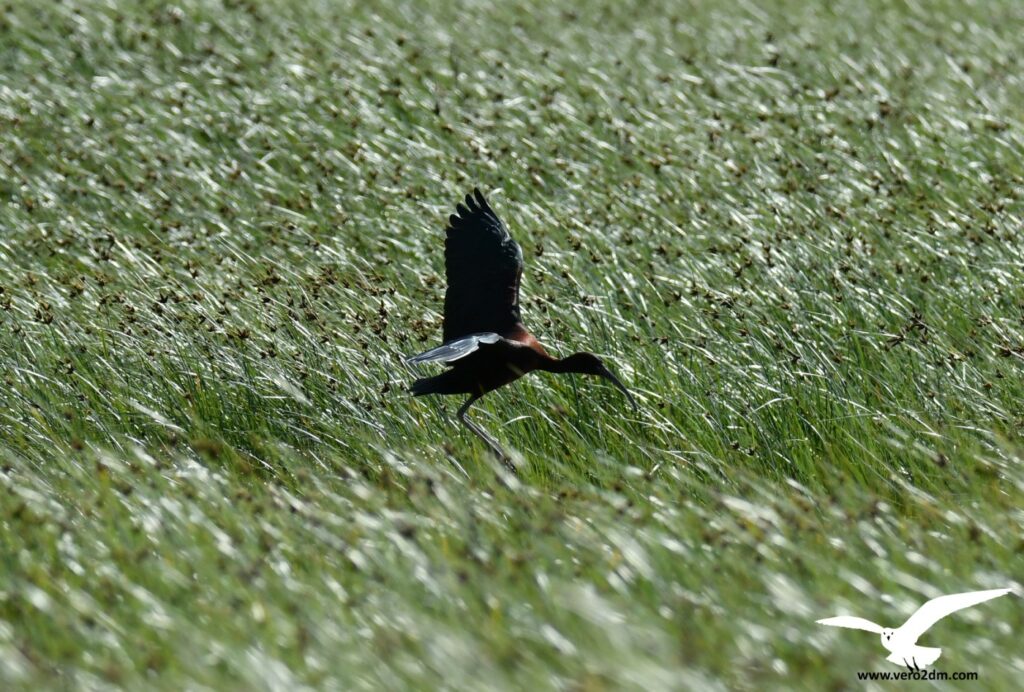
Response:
535,355,577,374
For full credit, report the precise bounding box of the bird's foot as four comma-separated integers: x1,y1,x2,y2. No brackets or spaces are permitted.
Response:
481,441,515,472
486,445,518,476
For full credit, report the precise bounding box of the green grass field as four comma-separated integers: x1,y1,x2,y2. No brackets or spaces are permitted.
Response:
2,0,1023,688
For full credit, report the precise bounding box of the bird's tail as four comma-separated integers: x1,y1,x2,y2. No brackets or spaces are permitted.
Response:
915,647,942,666
886,647,942,668
409,377,434,396
408,369,465,396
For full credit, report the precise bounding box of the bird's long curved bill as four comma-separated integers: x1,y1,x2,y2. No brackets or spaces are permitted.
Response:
600,368,638,411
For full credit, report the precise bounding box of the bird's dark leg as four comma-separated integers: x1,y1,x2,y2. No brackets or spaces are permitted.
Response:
457,395,514,470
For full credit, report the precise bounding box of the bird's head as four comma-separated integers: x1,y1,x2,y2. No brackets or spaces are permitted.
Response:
559,352,638,411
880,628,895,645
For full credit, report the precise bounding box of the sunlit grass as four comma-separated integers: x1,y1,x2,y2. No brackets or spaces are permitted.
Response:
1,0,1023,688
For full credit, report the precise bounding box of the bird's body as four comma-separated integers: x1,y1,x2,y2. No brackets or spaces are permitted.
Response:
410,335,545,397
405,188,635,463
885,645,942,668
817,587,1014,670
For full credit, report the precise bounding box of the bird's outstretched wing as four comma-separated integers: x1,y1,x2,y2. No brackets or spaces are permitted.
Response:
406,333,502,365
442,188,524,342
896,588,1013,644
817,616,885,633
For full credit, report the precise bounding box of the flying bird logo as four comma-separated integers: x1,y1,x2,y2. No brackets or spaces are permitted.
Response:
817,587,1015,670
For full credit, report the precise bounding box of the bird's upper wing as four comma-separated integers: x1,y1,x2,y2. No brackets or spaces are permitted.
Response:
442,188,524,342
405,332,502,365
816,616,884,633
896,588,1013,643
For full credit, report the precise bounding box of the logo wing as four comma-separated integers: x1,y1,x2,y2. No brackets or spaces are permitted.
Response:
896,588,1013,644
816,616,884,633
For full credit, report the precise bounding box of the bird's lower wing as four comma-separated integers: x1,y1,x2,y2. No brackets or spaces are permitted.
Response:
405,332,503,365
816,616,884,633
898,588,1014,643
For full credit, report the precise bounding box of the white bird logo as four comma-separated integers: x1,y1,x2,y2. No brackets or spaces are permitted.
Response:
817,587,1014,670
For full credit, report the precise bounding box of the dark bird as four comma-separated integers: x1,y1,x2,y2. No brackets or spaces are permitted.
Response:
406,188,636,463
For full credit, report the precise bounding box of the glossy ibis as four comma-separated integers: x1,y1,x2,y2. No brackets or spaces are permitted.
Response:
406,188,636,463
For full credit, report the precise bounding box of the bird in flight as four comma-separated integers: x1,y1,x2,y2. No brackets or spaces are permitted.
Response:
405,188,636,466
816,587,1014,670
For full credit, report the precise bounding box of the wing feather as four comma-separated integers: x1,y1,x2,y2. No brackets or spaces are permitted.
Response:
442,188,524,341
405,332,502,365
